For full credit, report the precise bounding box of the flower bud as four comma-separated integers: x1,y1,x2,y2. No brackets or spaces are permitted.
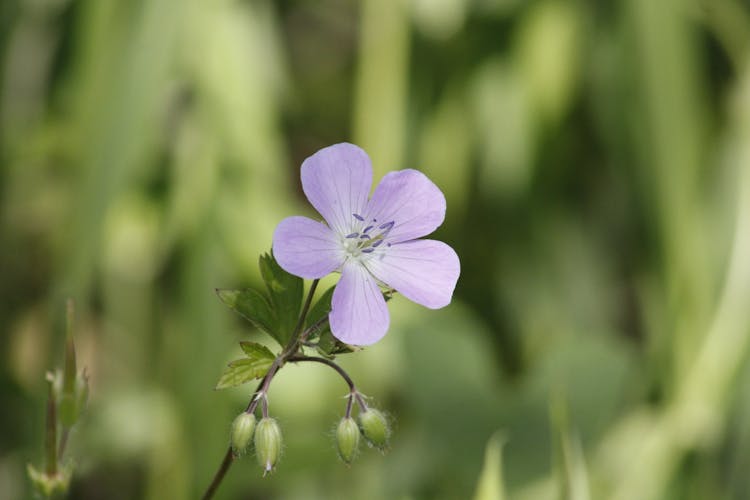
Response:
336,417,360,464
230,412,256,455
254,417,282,475
358,408,390,451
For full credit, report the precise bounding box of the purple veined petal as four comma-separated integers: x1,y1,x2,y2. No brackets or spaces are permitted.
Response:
366,239,459,309
365,169,446,243
330,261,390,346
272,216,345,279
301,143,373,236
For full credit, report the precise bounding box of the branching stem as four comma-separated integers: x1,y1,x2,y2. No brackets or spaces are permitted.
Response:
201,279,320,500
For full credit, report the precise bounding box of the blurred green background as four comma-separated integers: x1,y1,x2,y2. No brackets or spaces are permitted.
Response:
3,0,750,498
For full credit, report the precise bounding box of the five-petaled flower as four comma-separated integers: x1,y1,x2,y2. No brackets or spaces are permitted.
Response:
272,143,460,346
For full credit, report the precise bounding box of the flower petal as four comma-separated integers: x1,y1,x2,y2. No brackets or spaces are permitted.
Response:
365,169,446,243
272,216,344,279
301,143,373,236
366,239,459,309
330,261,390,346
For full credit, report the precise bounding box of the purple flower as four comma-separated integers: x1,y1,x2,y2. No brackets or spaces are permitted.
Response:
272,143,460,346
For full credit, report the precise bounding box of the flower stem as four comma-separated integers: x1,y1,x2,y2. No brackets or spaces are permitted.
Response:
200,447,233,500
58,427,70,461
45,379,58,476
288,355,362,417
201,279,321,500
288,355,356,392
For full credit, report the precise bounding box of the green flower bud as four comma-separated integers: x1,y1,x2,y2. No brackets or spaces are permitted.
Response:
230,412,257,456
358,408,390,451
254,417,282,475
59,371,89,427
336,417,360,464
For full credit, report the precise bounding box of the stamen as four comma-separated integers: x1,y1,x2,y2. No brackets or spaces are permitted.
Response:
363,225,374,233
352,213,364,221
345,233,359,239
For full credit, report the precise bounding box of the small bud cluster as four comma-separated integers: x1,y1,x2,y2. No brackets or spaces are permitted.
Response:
333,393,391,466
229,394,284,475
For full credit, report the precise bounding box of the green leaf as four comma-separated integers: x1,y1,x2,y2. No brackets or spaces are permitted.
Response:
259,253,303,344
316,330,355,358
215,356,274,390
239,341,276,360
304,286,335,338
216,288,277,338
551,396,591,500
472,432,506,500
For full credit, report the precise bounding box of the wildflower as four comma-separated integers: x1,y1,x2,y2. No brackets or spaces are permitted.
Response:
273,143,460,345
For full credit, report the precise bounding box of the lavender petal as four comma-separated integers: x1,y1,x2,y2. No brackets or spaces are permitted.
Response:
365,169,446,243
366,239,459,309
330,262,390,346
301,143,373,236
272,216,344,279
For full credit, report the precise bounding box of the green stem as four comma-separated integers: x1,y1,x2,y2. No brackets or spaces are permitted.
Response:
45,379,58,476
288,355,356,392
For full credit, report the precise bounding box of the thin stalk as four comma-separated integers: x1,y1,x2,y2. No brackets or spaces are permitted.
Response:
45,380,58,476
58,428,70,461
200,447,233,500
288,355,356,392
284,279,320,354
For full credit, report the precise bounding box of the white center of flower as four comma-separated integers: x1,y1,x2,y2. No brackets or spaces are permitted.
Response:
341,213,395,261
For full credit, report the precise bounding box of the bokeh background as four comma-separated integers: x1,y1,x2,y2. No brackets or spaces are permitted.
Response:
3,0,750,498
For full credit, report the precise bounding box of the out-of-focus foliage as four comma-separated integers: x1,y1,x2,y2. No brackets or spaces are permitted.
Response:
2,0,750,498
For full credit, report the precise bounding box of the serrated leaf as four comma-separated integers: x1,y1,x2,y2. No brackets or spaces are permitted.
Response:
259,253,303,344
216,288,278,339
239,341,276,360
215,356,274,390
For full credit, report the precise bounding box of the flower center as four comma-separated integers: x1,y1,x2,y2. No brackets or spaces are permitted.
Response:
342,213,394,260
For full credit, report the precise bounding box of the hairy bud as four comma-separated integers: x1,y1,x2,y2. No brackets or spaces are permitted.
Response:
254,417,282,475
336,417,360,464
230,412,256,456
358,408,390,451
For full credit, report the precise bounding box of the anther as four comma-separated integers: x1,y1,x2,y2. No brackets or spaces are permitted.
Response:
352,213,365,221
361,248,375,253
359,234,371,240
378,221,395,230
363,225,374,233
345,233,359,239
372,240,384,248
